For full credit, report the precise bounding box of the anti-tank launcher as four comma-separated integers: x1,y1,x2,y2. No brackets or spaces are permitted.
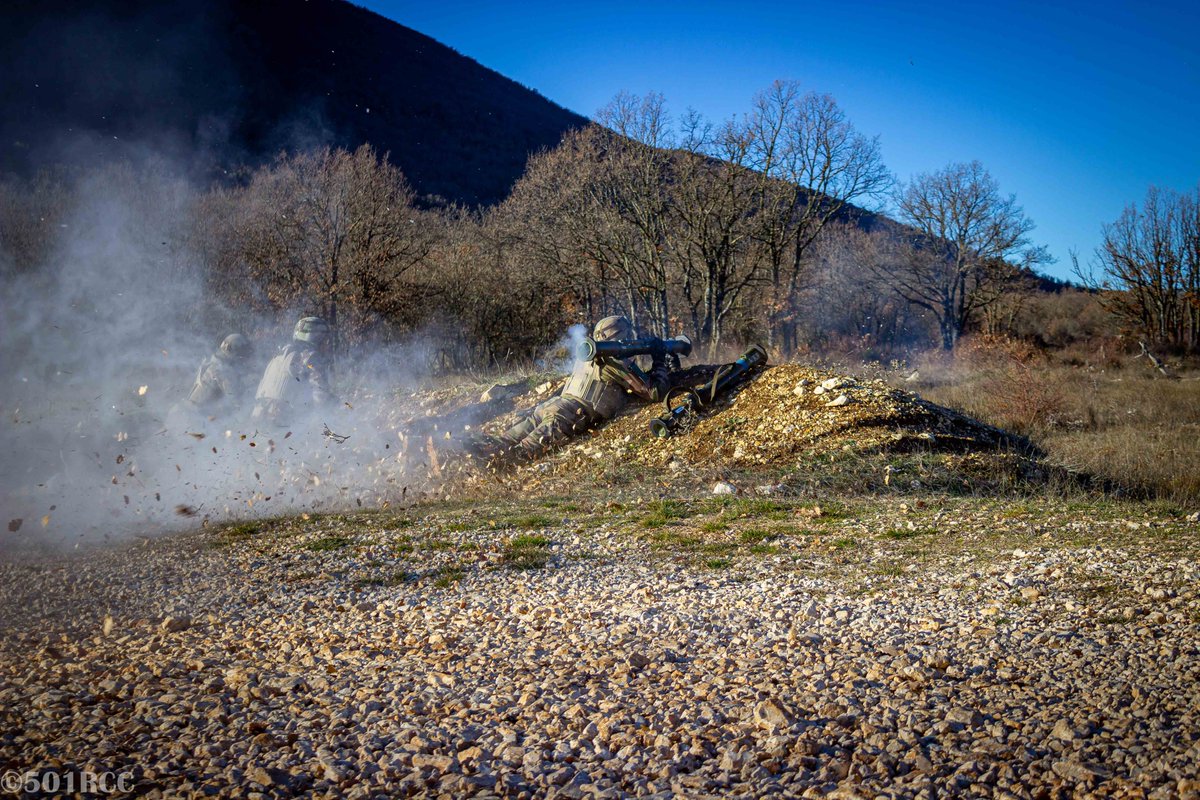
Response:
575,334,693,363
649,344,768,437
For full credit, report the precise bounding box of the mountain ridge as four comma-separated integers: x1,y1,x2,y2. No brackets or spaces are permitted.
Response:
0,0,590,205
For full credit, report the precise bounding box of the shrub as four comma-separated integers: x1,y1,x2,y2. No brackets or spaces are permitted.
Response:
955,335,1068,435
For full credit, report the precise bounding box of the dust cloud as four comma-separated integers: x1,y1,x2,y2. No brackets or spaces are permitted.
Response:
0,159,441,552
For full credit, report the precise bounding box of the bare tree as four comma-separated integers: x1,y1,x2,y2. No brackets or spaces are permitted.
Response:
746,81,892,353
494,121,667,333
803,222,928,351
221,145,437,351
591,93,678,336
674,112,767,354
1089,184,1200,352
487,132,601,324
883,160,1044,350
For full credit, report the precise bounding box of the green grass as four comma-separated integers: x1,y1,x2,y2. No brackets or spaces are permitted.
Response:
304,535,353,552
702,557,733,570
486,513,555,530
707,497,790,520
501,535,552,570
640,499,692,528
717,414,748,432
223,521,261,540
831,537,857,550
432,564,466,588
540,499,581,512
647,531,698,549
806,501,853,524
738,528,777,544
507,514,555,529
698,542,738,556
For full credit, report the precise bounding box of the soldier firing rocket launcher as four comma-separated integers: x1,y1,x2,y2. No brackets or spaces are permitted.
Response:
650,344,768,437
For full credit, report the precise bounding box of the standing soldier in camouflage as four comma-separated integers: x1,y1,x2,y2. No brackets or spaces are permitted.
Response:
185,333,256,418
251,317,337,427
486,316,670,466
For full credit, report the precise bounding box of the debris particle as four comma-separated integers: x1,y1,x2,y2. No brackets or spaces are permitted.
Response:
322,424,350,444
7,519,21,533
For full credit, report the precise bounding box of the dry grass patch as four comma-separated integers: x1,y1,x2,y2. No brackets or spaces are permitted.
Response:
912,348,1200,504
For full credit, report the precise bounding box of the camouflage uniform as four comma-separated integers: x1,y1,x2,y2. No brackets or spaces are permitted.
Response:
490,317,669,465
251,318,336,427
186,334,254,417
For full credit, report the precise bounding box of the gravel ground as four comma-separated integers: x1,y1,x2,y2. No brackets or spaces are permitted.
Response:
1,496,1198,799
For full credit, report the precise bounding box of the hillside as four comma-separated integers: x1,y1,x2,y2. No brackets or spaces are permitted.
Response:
0,0,589,205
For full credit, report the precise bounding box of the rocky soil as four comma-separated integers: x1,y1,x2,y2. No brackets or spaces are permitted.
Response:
2,496,1198,798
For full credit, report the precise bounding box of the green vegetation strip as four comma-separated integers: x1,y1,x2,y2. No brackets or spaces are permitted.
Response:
502,535,553,570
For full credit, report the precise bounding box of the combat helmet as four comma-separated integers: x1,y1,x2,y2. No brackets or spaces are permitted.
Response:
293,316,330,345
217,333,253,361
593,315,633,343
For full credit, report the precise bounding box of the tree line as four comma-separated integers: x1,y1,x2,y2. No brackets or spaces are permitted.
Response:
2,82,1196,368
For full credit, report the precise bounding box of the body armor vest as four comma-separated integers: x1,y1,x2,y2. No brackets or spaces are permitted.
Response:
187,357,223,406
255,347,303,404
561,358,628,420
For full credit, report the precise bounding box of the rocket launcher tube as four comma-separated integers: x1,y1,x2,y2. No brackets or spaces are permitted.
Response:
650,344,768,437
576,335,692,363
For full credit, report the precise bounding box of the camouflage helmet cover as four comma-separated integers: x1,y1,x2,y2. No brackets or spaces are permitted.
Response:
217,333,253,360
593,315,632,343
293,316,330,344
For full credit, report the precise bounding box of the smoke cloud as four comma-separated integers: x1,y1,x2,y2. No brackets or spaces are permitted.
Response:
0,156,442,553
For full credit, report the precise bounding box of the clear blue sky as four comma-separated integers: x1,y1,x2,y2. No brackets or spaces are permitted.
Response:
358,0,1198,282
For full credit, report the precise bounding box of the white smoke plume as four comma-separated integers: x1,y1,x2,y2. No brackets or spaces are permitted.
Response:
539,323,589,375
0,159,439,553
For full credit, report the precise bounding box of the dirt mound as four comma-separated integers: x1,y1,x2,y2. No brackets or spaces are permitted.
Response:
383,363,1038,494
586,364,1031,466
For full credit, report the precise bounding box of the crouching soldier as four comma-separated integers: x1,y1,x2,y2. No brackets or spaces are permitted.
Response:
251,316,337,428
485,316,669,466
185,333,256,419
